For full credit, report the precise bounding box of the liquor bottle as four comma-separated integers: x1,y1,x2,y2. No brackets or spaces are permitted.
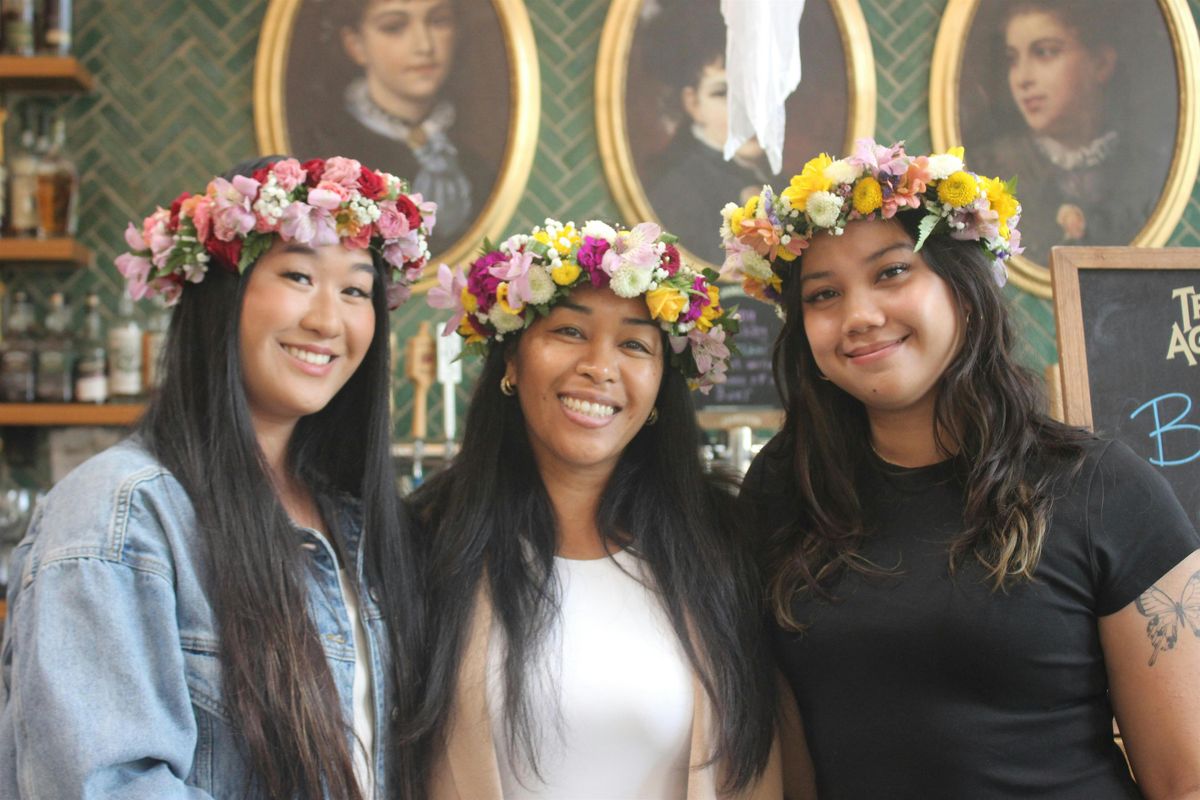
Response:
36,111,76,238
1,0,34,56
37,0,70,56
7,109,39,238
74,291,107,404
141,297,168,392
0,108,8,234
107,292,141,400
0,290,37,402
35,291,72,401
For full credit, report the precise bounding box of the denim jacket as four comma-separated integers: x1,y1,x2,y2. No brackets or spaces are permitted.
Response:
0,438,394,799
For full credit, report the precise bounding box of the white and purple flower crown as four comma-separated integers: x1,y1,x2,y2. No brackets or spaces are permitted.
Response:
427,219,740,393
720,139,1023,311
115,156,437,310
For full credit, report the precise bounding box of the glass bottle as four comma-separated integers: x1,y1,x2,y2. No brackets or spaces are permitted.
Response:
36,111,76,238
0,289,37,402
0,108,8,234
74,291,107,404
1,0,34,56
108,293,141,400
35,290,72,401
141,297,168,392
37,0,70,56
7,108,39,238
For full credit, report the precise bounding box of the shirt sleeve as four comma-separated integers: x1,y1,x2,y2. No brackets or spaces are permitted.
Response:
1087,439,1200,616
3,552,214,799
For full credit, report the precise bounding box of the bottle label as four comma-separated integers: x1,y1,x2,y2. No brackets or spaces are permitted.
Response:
143,330,166,390
109,327,142,396
9,174,38,233
75,365,108,403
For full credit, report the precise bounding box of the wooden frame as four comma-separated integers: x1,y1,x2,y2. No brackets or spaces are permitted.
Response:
931,0,1200,299
253,0,540,279
1051,246,1199,427
596,0,876,273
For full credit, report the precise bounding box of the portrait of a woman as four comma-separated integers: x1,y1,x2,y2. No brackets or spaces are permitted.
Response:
962,0,1177,266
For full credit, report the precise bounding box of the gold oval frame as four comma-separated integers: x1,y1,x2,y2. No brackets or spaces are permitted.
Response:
930,0,1200,299
596,0,877,273
253,0,540,284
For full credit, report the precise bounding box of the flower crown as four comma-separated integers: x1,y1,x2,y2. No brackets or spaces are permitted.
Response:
115,156,438,310
427,219,740,392
720,138,1023,310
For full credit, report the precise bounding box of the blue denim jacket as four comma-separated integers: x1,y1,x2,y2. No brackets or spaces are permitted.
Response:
0,438,394,799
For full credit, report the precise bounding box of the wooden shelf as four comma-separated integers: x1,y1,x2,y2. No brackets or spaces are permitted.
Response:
0,237,91,266
0,56,94,92
0,403,144,426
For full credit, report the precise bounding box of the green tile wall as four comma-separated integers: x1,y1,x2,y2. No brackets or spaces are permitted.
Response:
5,0,1198,441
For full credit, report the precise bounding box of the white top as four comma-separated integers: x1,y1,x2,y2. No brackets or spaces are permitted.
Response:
336,566,376,800
487,549,695,800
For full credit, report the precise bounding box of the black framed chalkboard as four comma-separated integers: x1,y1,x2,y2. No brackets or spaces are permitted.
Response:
1052,247,1200,528
695,286,783,411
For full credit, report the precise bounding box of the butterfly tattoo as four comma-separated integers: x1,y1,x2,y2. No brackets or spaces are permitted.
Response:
1134,571,1200,667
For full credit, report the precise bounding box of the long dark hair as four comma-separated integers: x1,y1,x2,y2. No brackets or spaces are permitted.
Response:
408,337,776,792
765,213,1092,629
137,159,427,799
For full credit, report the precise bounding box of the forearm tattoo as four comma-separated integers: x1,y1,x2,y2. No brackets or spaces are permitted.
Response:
1134,570,1200,666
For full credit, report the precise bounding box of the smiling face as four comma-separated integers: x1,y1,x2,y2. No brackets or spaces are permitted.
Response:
239,240,377,434
1005,8,1114,144
799,220,965,425
506,285,664,480
342,0,457,118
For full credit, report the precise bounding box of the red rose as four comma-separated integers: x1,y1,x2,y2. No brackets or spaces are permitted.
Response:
661,243,681,276
301,159,325,186
251,166,271,185
169,192,192,229
205,235,243,273
357,167,388,200
395,195,422,230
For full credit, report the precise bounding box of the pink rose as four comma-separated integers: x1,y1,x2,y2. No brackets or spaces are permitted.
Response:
375,201,410,239
321,157,363,191
271,158,306,192
344,225,372,250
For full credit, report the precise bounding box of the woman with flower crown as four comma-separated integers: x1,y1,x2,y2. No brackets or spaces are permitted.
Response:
0,156,435,799
410,219,812,799
724,139,1200,798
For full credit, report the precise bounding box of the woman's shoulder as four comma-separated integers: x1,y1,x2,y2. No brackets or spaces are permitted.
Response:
28,437,195,571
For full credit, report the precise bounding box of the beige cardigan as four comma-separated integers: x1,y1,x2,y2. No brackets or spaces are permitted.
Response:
429,586,814,800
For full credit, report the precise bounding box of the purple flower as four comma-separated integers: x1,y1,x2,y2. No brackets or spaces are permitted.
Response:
428,262,469,335
681,276,711,323
576,235,611,269
468,253,504,311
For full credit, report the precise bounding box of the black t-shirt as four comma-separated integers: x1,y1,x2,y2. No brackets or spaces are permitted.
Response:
741,437,1200,799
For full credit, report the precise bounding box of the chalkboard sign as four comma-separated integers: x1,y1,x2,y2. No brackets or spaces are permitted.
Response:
1052,247,1200,528
695,286,783,410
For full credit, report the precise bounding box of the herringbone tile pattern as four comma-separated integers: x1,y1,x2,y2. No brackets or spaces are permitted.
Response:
1,0,1195,437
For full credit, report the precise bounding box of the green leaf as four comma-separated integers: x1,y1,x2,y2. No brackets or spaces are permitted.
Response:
239,233,273,273
913,214,939,253
702,267,720,283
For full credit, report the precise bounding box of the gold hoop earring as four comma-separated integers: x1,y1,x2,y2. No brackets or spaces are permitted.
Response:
645,407,659,426
817,372,831,382
500,376,516,396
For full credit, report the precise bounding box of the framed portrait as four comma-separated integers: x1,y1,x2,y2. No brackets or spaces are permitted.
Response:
254,0,540,272
930,0,1200,298
596,0,876,273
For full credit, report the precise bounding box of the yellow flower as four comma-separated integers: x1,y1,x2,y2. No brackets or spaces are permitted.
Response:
852,177,883,215
730,194,760,236
551,261,581,285
936,171,979,208
459,286,478,314
980,176,1019,238
496,282,524,315
781,153,834,211
775,247,799,263
645,287,688,323
696,285,723,332
456,316,484,345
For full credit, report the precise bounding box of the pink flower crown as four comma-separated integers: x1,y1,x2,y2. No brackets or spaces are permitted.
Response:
115,156,438,310
720,138,1023,310
426,219,740,393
